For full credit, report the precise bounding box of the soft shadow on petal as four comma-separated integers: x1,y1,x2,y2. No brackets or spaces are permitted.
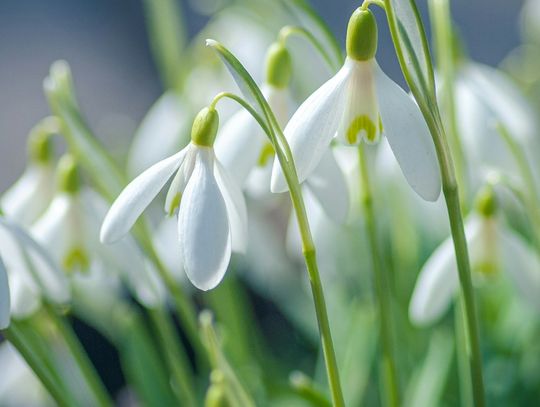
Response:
178,149,231,291
271,63,351,192
214,109,265,187
215,159,248,253
304,149,349,223
0,258,10,328
101,149,187,243
375,64,441,201
500,229,540,310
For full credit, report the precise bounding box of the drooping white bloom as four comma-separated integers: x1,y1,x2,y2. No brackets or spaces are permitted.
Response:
0,217,69,320
31,156,164,308
101,107,247,291
409,195,540,326
1,118,58,227
271,8,441,202
453,62,540,187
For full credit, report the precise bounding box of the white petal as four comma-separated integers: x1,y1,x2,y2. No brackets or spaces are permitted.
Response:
262,84,290,129
154,217,185,282
304,149,349,223
215,160,248,253
127,92,188,177
8,271,41,320
214,109,265,187
375,64,441,201
178,148,231,290
500,229,540,310
0,258,10,328
409,216,481,325
1,164,55,227
271,63,352,192
101,149,187,243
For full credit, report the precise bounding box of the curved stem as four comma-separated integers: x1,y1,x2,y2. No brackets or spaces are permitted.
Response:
358,146,400,407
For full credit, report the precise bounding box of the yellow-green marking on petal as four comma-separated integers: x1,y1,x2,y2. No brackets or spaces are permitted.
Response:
346,115,377,144
63,247,89,273
257,142,275,167
168,192,182,216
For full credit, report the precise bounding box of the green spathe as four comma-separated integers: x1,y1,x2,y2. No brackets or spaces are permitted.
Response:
265,42,292,89
57,154,81,194
346,8,378,61
191,107,219,147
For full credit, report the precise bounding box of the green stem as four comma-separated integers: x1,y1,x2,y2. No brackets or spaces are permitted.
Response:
148,307,197,406
358,146,400,407
383,2,485,404
44,305,113,407
3,325,71,407
454,297,474,407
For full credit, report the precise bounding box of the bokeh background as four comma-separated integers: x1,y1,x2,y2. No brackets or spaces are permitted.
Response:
0,0,525,191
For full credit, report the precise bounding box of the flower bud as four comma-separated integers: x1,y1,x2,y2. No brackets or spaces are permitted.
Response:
205,370,230,407
191,107,220,147
346,8,378,61
475,186,497,218
265,42,292,89
57,154,81,194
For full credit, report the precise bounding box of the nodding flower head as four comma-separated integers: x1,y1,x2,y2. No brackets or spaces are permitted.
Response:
271,7,441,203
100,106,247,291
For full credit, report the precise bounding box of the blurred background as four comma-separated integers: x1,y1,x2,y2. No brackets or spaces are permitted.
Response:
0,0,525,190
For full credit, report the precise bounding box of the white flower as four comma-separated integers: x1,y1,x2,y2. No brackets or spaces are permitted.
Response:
271,8,441,202
0,217,69,320
31,156,164,308
409,208,540,326
1,119,58,227
101,107,247,291
454,62,540,187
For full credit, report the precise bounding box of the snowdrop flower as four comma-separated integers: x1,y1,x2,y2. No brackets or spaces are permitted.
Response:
101,106,247,291
271,8,441,202
0,217,69,320
215,42,349,222
1,118,58,227
409,187,540,326
31,155,164,308
453,61,539,187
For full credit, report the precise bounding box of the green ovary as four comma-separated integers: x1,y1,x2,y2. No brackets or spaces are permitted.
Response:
346,114,379,144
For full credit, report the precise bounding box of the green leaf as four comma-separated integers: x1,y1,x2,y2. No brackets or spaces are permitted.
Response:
142,0,187,92
384,0,436,103
44,61,126,201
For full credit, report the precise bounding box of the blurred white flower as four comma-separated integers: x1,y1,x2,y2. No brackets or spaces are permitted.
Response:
454,62,540,187
409,191,540,326
0,257,10,329
101,107,247,291
1,118,58,227
32,155,164,308
0,217,69,320
0,342,52,407
271,8,441,202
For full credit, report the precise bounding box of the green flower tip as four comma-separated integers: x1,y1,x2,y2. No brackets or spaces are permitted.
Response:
57,154,81,194
205,370,229,407
191,107,220,147
265,42,292,89
346,8,378,61
475,186,497,218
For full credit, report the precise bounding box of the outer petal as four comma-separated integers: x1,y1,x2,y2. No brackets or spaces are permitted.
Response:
214,109,265,187
178,148,231,290
409,217,482,325
0,258,10,328
215,160,248,253
101,149,186,243
500,228,540,310
1,164,55,227
165,145,196,214
154,217,185,282
304,149,349,223
375,64,441,201
127,92,188,177
271,63,352,192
